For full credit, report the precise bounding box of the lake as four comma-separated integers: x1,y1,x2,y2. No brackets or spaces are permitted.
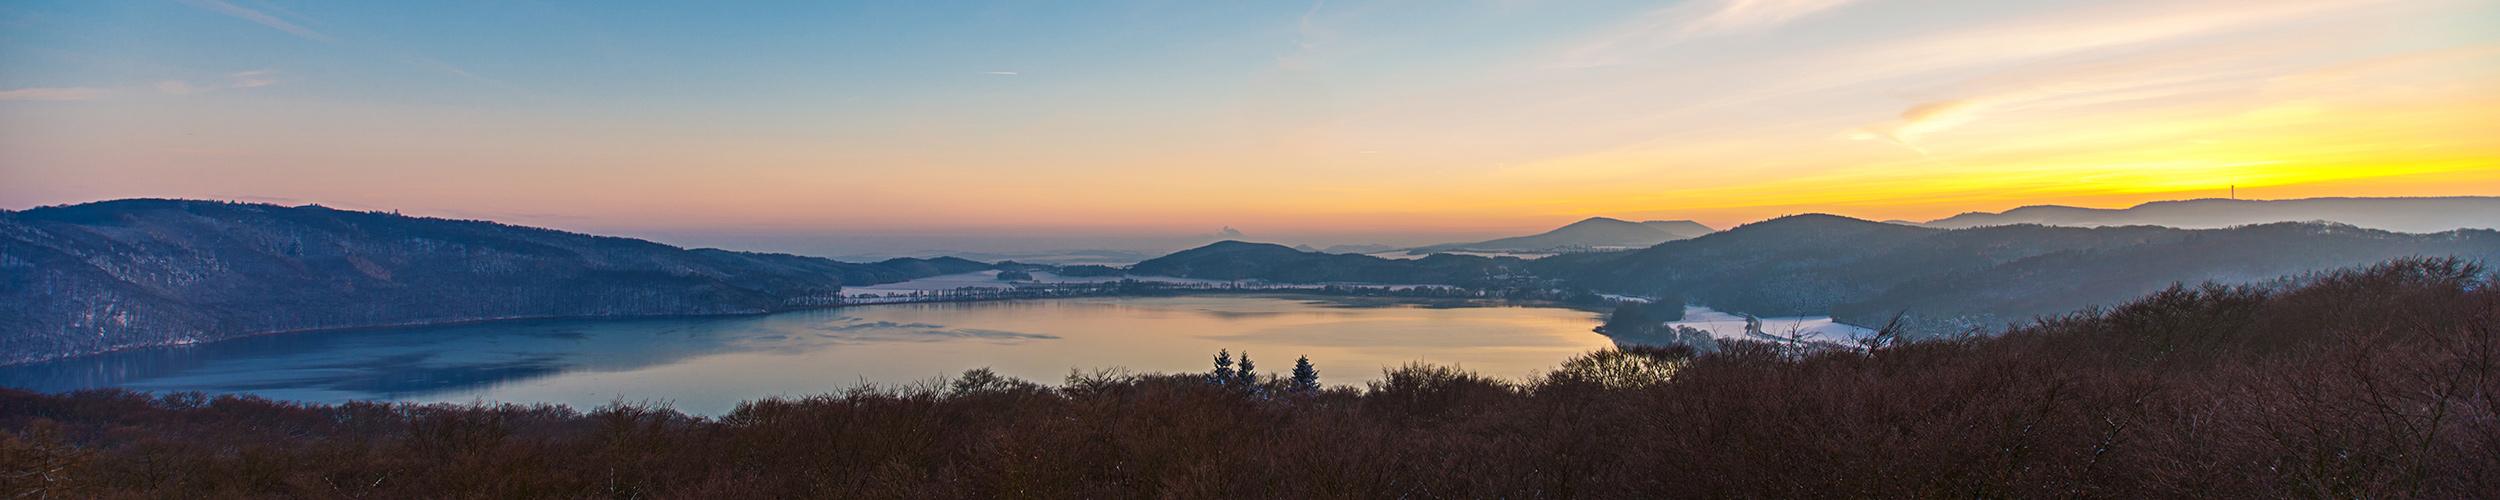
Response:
0,294,1613,414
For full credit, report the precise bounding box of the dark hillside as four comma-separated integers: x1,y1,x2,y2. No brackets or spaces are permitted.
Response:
1541,214,2499,336
1640,220,1715,238
1129,240,1520,284
1539,214,1962,315
3,258,2490,498
1921,195,2500,233
1832,222,2500,333
1407,217,1697,253
685,249,910,287
868,256,995,278
0,200,972,364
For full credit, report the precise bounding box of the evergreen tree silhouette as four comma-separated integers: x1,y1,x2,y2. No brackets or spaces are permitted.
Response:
1207,349,1235,385
1235,352,1258,387
1290,355,1320,393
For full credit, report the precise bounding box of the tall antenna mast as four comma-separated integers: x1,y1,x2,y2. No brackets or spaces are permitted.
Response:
2230,185,2236,200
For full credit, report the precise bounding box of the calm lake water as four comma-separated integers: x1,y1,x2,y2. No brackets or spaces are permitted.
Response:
0,295,1613,414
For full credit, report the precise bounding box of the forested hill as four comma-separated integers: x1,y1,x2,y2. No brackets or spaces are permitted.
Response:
1534,214,2500,337
1405,217,1712,254
1917,196,2500,232
1129,240,1522,284
1828,222,2500,334
0,199,986,365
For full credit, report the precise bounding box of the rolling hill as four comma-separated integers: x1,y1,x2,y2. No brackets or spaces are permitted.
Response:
0,199,992,364
1406,217,1716,254
1128,240,1521,284
1919,196,2499,233
1538,214,2500,337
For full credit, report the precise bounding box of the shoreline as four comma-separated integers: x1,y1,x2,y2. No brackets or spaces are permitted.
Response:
0,282,1590,368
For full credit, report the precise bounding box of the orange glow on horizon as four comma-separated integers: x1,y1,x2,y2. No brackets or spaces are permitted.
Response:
3,0,2494,249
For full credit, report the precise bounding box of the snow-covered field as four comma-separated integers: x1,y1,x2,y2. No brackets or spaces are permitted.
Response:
1664,306,1873,347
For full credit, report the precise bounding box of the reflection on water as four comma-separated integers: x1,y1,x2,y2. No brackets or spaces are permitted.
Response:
0,295,1610,414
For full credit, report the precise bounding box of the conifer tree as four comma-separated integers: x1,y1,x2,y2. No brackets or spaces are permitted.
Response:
1235,352,1258,387
1208,349,1235,385
1290,355,1320,393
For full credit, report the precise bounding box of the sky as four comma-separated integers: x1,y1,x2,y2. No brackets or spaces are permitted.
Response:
2,0,2496,255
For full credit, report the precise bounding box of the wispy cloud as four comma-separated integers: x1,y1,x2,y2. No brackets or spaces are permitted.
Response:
229,69,283,87
1846,41,2299,151
1560,0,1859,66
173,2,501,86
1274,0,1344,71
1828,0,2417,151
172,0,333,42
45,71,290,100
1529,0,2421,141
0,87,110,100
1682,0,1859,38
2264,42,2500,92
155,80,203,95
1296,0,1331,51
1303,0,2473,201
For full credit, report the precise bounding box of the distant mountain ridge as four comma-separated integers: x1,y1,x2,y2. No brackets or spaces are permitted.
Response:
1129,240,1520,284
1406,217,1716,254
1536,213,2500,337
1084,211,2500,341
0,199,993,365
1828,222,2500,334
1919,196,2500,233
1640,220,1715,238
